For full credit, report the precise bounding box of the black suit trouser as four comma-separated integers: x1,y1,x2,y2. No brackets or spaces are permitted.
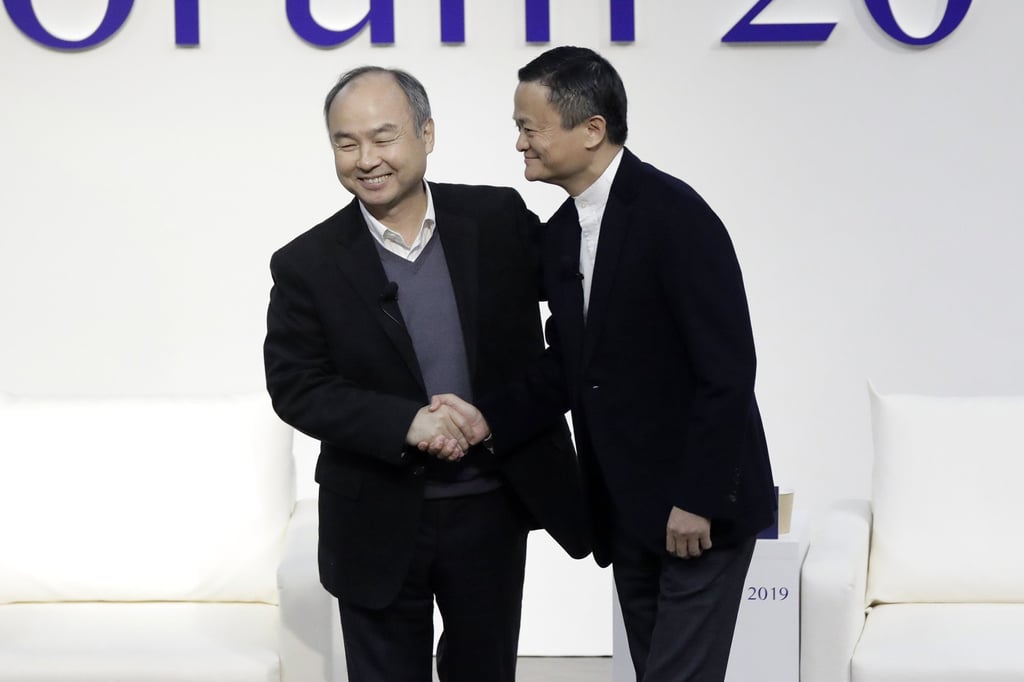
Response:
338,487,529,682
613,525,756,682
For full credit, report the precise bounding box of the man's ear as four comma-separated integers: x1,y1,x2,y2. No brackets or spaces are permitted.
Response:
423,118,436,153
583,115,608,150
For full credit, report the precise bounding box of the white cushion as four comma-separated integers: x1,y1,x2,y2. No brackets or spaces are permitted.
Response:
867,388,1024,604
0,602,279,682
853,603,1024,682
0,393,295,604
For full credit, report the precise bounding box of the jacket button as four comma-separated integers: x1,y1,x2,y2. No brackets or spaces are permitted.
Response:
591,384,600,390
412,465,426,477
728,493,737,503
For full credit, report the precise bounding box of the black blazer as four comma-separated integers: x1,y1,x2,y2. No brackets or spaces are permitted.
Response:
482,150,776,566
264,183,590,608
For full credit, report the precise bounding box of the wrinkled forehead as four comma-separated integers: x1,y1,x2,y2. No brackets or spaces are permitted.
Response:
514,81,560,123
329,73,413,123
329,85,416,138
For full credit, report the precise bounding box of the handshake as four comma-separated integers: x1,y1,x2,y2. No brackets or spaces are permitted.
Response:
404,393,490,462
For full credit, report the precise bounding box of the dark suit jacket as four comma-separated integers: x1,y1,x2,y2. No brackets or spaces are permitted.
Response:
482,149,776,567
264,183,590,609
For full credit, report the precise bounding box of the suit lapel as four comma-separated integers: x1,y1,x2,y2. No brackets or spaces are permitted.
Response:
547,199,586,366
331,202,425,391
434,204,480,379
583,149,640,367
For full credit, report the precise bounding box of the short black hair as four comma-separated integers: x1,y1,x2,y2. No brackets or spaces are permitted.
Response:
518,46,628,145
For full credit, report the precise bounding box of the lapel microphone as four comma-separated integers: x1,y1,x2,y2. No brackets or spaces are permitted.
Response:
379,282,402,327
560,259,584,281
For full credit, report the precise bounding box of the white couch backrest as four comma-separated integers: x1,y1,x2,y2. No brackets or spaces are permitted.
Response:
868,387,1024,604
0,393,295,605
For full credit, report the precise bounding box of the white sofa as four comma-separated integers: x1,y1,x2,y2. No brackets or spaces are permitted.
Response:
801,387,1024,682
0,392,342,682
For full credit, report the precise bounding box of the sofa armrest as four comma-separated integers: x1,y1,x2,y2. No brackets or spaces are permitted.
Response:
800,499,872,682
277,498,340,682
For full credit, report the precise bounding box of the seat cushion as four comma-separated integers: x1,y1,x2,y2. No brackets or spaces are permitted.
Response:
853,603,1024,682
0,602,280,682
0,393,294,604
868,388,1024,603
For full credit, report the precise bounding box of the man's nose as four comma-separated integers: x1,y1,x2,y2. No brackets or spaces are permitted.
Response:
357,145,380,169
515,131,529,152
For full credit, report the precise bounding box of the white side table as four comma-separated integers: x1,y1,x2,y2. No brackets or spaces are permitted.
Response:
613,516,809,682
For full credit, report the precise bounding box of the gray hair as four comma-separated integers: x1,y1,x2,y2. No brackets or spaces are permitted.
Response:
323,66,432,137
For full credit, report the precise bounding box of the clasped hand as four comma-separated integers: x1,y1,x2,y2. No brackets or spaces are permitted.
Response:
403,394,490,462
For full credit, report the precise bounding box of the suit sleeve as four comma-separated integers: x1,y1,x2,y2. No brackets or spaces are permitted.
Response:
511,190,547,301
659,190,761,519
478,320,570,455
476,192,572,454
263,250,421,467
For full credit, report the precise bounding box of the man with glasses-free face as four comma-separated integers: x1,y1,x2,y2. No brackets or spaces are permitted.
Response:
437,46,777,682
264,67,589,682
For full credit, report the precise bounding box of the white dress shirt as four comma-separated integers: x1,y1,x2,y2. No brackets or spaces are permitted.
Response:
359,182,437,262
573,149,624,317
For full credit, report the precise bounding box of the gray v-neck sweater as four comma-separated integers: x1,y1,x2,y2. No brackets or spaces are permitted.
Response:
375,236,501,498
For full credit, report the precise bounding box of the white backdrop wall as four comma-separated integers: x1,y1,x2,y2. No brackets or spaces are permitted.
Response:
3,0,1023,655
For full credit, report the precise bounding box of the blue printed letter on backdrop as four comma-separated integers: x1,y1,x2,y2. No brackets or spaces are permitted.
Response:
440,0,464,43
610,0,634,42
864,0,971,46
722,0,836,43
175,0,199,46
287,0,394,47
3,0,134,50
525,0,548,43
526,0,633,43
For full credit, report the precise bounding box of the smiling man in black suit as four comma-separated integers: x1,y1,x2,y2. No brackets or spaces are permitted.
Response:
263,66,588,682
435,46,777,681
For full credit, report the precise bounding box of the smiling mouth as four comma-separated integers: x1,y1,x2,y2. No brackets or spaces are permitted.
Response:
360,174,391,186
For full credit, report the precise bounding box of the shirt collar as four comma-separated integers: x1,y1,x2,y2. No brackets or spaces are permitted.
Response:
359,181,437,251
573,148,624,215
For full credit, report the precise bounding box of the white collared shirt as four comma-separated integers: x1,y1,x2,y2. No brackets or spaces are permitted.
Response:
359,182,437,262
573,149,624,317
